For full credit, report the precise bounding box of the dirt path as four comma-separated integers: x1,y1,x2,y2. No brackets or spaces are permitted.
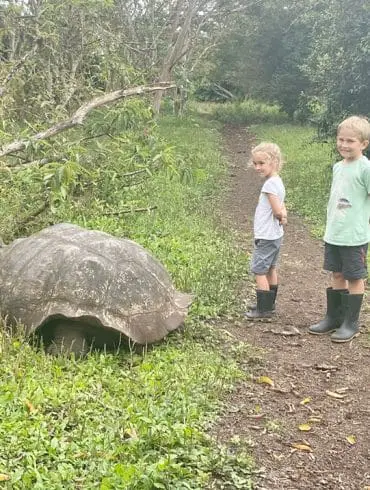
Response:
215,125,370,490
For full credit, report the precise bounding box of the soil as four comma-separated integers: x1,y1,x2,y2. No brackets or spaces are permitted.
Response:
214,125,370,490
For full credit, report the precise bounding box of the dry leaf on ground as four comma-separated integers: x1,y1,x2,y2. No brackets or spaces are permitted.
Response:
256,376,274,387
291,442,312,452
346,435,356,445
25,399,36,413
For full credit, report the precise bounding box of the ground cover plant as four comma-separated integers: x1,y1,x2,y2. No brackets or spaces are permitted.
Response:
211,100,289,126
0,112,256,489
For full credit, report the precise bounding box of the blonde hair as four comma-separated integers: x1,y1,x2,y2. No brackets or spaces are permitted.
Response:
337,116,370,142
251,142,284,172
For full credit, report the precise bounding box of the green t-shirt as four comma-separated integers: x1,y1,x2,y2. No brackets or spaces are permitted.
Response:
324,155,370,246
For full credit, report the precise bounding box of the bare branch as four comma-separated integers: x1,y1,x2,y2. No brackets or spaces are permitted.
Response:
11,157,64,172
0,83,175,162
190,43,219,72
213,83,236,100
104,206,157,215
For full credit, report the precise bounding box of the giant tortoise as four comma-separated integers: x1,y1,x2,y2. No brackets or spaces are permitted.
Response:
0,223,192,357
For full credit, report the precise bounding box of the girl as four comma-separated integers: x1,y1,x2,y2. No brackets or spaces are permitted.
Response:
246,142,287,320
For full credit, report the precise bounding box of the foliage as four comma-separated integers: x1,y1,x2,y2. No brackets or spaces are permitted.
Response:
293,94,327,125
0,0,141,122
0,114,255,488
193,83,244,103
0,98,160,240
210,100,289,126
199,0,369,126
0,322,255,489
0,0,249,122
300,0,370,128
199,0,311,115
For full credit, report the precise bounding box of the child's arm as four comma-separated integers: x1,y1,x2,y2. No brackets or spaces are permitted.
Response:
280,202,288,225
266,194,287,224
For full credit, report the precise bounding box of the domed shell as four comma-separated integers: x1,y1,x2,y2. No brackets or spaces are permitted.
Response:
0,224,192,344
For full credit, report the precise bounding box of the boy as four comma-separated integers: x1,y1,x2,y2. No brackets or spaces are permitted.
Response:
309,115,370,342
246,142,287,320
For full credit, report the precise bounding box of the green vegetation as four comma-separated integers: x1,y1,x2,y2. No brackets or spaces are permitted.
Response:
1,0,369,484
0,327,253,489
211,100,289,126
199,0,369,131
0,114,254,489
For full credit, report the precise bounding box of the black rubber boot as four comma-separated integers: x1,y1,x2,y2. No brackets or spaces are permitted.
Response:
248,285,278,314
331,293,363,343
245,289,275,321
308,288,348,335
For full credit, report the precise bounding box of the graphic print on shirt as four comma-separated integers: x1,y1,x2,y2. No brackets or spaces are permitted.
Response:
331,178,352,218
337,198,352,209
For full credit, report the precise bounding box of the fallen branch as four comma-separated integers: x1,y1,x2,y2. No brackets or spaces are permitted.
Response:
104,206,157,215
1,83,175,162
213,83,235,100
16,201,50,231
12,157,64,172
269,326,301,336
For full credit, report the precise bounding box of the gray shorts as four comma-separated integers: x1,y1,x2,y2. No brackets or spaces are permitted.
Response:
250,237,283,275
324,242,368,280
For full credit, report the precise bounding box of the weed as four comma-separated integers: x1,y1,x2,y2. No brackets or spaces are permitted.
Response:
265,419,283,434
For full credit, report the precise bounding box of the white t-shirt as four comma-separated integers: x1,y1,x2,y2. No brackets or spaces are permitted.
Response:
253,175,285,240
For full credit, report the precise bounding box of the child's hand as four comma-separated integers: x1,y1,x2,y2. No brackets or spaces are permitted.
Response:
280,215,288,226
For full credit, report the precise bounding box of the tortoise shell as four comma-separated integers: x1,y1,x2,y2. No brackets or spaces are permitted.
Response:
0,223,192,345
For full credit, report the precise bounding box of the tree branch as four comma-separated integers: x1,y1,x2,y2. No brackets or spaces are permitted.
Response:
104,206,157,215
0,83,175,162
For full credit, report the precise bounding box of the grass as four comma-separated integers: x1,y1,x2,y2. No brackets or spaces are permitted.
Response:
0,113,255,488
0,326,250,489
206,99,289,125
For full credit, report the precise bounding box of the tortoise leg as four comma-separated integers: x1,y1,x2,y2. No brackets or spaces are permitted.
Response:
46,322,90,359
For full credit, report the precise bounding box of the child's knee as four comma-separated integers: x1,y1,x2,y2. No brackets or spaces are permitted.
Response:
332,271,344,280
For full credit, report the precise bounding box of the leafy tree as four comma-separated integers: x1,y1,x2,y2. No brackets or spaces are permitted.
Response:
199,0,369,123
300,0,370,128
